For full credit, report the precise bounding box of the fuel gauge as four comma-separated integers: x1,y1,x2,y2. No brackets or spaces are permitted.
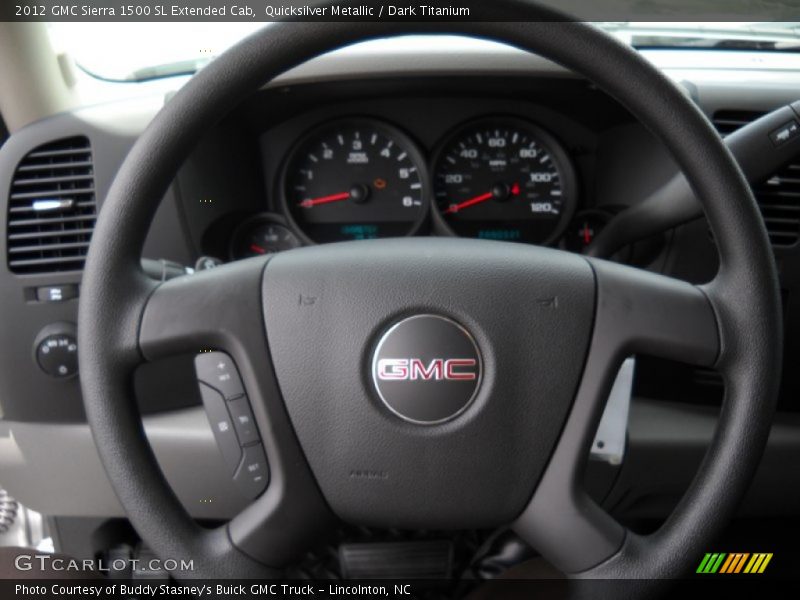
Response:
230,215,301,260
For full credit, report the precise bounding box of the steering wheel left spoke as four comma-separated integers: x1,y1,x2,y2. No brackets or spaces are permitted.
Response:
134,257,332,571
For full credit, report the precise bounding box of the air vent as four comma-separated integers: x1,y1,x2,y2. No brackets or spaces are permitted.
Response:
711,110,765,136
6,136,96,274
712,110,800,247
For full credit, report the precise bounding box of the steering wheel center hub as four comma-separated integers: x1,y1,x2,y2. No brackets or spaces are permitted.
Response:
372,314,482,424
261,238,596,529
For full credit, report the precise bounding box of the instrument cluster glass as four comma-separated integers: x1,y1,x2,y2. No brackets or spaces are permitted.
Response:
242,115,581,254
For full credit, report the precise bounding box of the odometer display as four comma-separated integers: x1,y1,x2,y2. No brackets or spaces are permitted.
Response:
433,118,577,244
283,119,429,244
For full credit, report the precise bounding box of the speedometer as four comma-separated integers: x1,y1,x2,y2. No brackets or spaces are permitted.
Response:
432,117,577,244
283,119,429,244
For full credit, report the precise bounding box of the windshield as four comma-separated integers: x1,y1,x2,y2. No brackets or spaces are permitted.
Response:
606,22,800,51
48,21,800,83
47,23,264,81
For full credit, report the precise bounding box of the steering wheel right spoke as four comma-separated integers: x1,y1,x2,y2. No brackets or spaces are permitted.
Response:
514,258,721,575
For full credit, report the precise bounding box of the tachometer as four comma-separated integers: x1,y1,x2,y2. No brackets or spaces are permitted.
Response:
432,118,577,244
283,119,429,243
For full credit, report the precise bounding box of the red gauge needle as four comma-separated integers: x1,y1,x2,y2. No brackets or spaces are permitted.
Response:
299,191,350,208
444,183,521,215
582,224,592,245
249,244,267,255
444,191,493,214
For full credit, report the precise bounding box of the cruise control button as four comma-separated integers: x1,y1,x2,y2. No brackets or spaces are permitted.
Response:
195,351,245,399
233,443,269,499
770,119,800,146
228,397,260,445
198,382,241,474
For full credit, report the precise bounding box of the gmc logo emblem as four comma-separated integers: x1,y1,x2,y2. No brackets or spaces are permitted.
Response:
376,358,477,381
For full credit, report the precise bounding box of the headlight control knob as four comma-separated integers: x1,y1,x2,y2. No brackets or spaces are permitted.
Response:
34,323,78,379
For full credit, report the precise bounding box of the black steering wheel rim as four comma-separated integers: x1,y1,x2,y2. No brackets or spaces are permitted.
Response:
78,9,782,585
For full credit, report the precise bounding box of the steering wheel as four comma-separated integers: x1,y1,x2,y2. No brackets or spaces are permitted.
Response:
78,7,782,585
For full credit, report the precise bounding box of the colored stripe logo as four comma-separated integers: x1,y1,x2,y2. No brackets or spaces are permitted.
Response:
696,553,773,574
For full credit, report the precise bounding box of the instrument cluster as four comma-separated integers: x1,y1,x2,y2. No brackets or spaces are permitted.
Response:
229,115,607,260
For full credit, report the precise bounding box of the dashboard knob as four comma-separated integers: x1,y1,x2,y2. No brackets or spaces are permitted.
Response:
34,323,78,379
